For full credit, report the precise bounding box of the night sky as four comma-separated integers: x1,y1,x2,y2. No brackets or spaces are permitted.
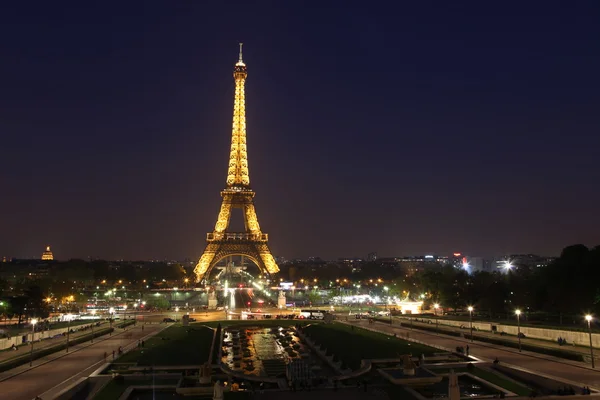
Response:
2,1,599,261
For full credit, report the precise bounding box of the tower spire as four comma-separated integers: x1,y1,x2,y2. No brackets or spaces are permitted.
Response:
227,44,249,187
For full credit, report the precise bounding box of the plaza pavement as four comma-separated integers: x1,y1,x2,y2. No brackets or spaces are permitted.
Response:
0,323,167,400
344,319,600,389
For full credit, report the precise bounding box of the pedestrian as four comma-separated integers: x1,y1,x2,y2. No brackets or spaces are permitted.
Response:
112,350,115,359
466,345,470,357
142,340,145,347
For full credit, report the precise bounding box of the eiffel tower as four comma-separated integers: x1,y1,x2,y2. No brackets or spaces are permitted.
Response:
194,44,279,283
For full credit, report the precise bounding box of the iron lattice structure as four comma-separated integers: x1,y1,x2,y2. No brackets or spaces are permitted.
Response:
194,44,279,283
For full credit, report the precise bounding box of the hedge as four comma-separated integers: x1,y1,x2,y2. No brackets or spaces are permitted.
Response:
466,333,585,362
399,321,462,337
0,327,114,373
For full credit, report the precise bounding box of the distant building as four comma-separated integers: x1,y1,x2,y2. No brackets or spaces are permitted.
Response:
392,255,447,277
493,254,555,271
41,246,54,261
367,252,378,262
467,257,489,272
450,253,465,268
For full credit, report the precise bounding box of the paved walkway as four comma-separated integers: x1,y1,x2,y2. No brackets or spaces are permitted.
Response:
0,322,109,366
0,324,167,400
396,317,596,358
344,319,600,389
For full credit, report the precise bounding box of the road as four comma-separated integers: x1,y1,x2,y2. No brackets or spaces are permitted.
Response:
0,323,165,400
345,318,600,389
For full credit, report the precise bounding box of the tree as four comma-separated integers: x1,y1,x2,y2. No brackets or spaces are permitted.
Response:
145,296,170,310
25,286,49,319
8,296,28,325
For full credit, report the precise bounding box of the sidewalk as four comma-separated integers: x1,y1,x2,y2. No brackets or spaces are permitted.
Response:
0,322,108,366
0,324,167,400
394,317,596,359
343,319,600,389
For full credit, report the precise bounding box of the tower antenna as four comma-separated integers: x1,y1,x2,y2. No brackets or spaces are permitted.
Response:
238,42,243,63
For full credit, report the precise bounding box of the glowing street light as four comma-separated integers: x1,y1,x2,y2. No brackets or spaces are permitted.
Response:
109,307,115,335
503,261,514,271
133,303,138,326
515,309,522,352
586,315,595,368
29,319,38,366
468,306,474,342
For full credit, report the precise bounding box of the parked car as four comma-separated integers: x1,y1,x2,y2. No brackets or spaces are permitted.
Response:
163,318,175,323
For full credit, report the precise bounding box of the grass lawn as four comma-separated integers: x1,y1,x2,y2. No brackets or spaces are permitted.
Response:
303,323,438,369
94,378,180,400
429,367,530,396
114,325,214,365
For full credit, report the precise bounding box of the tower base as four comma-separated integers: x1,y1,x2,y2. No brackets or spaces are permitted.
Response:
195,237,278,282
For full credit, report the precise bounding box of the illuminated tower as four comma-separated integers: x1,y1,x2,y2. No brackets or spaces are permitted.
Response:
194,44,279,283
41,246,54,261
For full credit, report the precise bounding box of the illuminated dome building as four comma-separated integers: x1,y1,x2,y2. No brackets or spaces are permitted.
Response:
41,246,54,261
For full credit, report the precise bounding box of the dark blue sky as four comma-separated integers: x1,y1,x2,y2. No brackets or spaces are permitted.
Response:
1,1,599,260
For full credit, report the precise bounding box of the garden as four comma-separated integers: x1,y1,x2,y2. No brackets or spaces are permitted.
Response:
302,322,438,369
113,324,215,366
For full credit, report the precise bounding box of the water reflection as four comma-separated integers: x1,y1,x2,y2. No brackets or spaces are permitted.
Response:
222,327,306,377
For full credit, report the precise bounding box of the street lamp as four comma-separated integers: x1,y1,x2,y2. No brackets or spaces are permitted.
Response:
586,315,595,368
434,303,440,334
29,319,38,366
515,309,522,352
123,305,128,329
468,306,474,342
142,301,146,326
175,306,179,321
109,307,115,336
66,314,72,353
133,303,138,326
91,309,96,343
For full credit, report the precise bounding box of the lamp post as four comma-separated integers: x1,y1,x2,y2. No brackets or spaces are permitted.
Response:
434,303,440,335
133,303,138,326
142,301,146,326
29,319,38,367
468,306,474,342
91,309,96,343
515,309,522,352
123,305,128,329
175,306,179,321
109,307,115,336
384,287,392,324
66,315,72,353
586,315,595,368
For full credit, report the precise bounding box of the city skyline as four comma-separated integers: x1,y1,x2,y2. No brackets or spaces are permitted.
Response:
2,2,600,261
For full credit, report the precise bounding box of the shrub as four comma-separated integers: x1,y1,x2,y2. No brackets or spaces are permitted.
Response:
399,322,462,337
466,334,585,362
